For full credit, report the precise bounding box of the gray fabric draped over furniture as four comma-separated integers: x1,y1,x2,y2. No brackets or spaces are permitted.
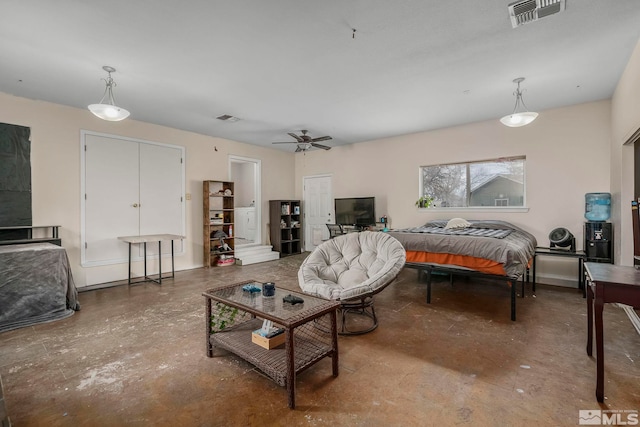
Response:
0,243,79,333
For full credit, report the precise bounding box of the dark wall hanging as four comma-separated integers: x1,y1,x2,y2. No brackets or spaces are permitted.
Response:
0,122,32,240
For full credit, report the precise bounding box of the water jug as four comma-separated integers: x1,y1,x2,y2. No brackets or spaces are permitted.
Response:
584,192,611,221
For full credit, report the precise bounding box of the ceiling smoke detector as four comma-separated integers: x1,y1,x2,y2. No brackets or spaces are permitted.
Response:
508,0,565,28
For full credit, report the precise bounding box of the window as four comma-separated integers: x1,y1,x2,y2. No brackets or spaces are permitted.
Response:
420,156,525,208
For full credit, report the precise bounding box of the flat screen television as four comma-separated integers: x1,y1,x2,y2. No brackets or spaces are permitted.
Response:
335,197,376,227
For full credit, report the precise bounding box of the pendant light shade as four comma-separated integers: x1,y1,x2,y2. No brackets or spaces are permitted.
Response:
500,77,538,127
88,66,130,121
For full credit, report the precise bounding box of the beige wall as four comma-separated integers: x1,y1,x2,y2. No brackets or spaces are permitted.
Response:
611,39,640,267
0,92,294,287
3,47,636,288
295,100,612,286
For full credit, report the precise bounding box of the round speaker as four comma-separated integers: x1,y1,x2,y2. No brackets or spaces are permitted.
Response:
549,227,574,247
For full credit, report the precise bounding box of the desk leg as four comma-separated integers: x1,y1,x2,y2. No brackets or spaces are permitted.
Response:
143,242,147,280
586,284,593,357
171,240,175,278
286,328,296,409
580,258,585,298
127,242,132,285
532,254,537,294
595,287,605,402
158,241,162,284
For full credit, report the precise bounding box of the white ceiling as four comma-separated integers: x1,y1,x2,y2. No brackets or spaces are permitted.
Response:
2,1,640,151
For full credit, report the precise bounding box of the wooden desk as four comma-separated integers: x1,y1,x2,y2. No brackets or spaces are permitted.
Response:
118,234,185,285
584,262,640,402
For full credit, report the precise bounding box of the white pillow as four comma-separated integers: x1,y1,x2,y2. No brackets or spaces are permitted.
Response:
445,218,471,229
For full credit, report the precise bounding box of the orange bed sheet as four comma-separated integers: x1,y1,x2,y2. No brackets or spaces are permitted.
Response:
406,251,507,276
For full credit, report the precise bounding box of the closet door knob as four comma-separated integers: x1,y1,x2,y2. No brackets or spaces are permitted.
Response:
132,203,139,208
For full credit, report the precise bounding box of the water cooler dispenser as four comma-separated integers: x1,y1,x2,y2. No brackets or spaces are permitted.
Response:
584,193,613,263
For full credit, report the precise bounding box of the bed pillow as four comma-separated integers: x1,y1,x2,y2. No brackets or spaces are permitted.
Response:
444,218,471,229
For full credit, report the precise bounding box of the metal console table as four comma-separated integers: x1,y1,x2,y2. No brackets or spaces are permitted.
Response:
118,234,184,285
532,247,586,295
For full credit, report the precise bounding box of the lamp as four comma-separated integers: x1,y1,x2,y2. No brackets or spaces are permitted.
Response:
500,77,538,127
88,66,130,121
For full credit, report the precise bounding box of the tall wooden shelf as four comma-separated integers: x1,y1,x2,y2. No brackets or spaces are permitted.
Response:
269,200,303,257
203,181,235,267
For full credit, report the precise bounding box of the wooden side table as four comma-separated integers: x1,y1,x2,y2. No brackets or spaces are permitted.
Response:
584,262,640,402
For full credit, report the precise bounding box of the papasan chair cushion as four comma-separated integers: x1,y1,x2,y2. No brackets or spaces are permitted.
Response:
298,231,406,334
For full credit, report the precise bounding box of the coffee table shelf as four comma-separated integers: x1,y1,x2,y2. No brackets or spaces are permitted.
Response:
203,280,340,409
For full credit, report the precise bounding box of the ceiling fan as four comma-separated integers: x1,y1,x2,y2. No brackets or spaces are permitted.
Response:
272,130,332,152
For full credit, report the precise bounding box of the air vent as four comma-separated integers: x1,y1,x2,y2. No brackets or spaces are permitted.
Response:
508,0,565,28
216,114,241,122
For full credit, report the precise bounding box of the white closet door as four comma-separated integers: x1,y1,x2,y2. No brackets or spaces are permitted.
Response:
139,143,184,256
84,134,140,264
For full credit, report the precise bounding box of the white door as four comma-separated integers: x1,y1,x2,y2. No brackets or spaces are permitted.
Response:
303,175,333,251
139,143,184,256
84,134,140,264
82,131,185,267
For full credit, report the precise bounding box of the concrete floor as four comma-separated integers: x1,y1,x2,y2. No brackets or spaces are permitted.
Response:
1,254,639,426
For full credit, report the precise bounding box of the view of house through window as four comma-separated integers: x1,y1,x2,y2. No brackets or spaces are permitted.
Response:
420,156,525,208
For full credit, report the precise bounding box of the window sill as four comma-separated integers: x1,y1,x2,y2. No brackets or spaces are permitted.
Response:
417,206,530,213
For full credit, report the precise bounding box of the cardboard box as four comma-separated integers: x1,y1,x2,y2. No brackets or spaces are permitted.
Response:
252,329,285,349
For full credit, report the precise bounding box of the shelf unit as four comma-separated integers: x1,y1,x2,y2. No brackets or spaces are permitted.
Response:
269,200,303,257
203,180,235,267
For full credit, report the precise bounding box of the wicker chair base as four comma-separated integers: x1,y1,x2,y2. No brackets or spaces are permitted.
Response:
339,296,377,335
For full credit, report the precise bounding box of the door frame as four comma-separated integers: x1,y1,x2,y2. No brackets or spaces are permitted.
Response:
228,155,261,247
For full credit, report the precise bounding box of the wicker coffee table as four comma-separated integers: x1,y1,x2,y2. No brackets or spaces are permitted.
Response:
203,280,340,409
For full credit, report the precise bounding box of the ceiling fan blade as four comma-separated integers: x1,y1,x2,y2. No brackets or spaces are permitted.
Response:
288,132,304,142
311,142,331,150
310,136,332,142
272,141,296,144
295,146,303,152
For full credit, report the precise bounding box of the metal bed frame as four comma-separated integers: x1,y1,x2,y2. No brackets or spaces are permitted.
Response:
405,262,528,321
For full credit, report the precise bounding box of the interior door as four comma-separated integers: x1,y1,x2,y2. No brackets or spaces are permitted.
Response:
139,143,184,256
84,134,140,264
82,131,185,267
303,175,333,251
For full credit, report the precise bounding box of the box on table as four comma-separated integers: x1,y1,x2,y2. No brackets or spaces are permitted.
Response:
252,329,285,349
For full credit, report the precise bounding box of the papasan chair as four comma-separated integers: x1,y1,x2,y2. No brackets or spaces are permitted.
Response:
298,231,406,335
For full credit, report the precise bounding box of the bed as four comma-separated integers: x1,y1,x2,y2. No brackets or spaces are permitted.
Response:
0,243,80,333
388,219,537,320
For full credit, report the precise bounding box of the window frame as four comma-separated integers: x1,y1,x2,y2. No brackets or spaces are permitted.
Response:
418,156,528,213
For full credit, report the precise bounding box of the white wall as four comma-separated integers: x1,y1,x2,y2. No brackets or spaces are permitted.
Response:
295,100,612,286
0,92,294,287
231,162,255,207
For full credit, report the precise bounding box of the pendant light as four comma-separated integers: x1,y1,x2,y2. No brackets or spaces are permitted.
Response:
500,77,538,127
88,66,130,121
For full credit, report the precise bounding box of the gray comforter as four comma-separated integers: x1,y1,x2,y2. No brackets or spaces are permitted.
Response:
0,243,80,333
388,220,537,277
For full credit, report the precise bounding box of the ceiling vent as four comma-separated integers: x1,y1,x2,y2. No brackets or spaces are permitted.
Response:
508,0,565,28
216,114,241,122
